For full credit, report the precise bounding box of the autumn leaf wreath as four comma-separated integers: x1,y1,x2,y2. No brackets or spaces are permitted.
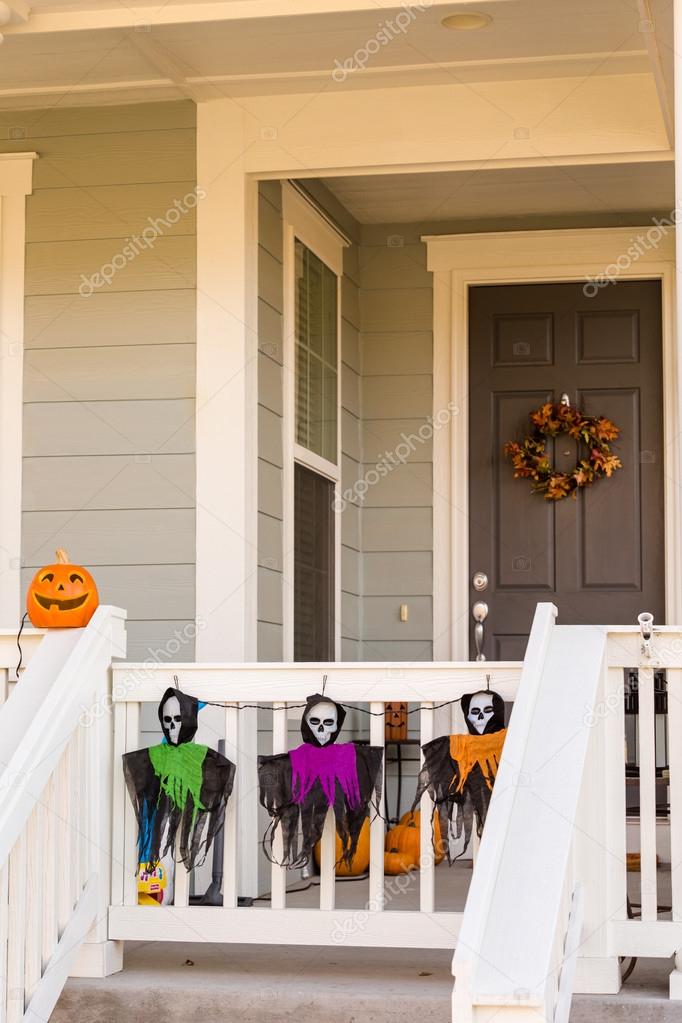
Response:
504,401,622,501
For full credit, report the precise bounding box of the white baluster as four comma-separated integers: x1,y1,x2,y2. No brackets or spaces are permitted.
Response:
24,805,43,1004
41,775,57,972
6,832,26,1023
668,668,682,999
222,704,240,909
123,704,140,907
0,860,8,1023
270,702,287,910
110,702,127,908
419,701,435,913
638,666,658,921
369,700,385,911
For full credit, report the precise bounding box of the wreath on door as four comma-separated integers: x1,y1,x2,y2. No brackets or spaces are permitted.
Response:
503,402,622,501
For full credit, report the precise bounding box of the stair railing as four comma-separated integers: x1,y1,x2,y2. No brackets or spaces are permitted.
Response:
0,606,126,1023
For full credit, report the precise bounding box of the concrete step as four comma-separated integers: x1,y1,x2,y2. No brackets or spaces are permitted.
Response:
52,943,679,1022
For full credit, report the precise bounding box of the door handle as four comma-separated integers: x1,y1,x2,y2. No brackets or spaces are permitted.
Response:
472,600,489,662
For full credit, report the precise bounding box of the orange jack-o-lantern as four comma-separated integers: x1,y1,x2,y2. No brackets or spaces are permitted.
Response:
385,702,408,742
26,549,99,628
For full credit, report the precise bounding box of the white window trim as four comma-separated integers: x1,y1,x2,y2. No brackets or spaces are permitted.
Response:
281,182,348,661
0,153,37,627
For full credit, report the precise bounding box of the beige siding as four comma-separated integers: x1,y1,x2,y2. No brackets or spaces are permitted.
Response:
4,101,198,659
358,229,434,660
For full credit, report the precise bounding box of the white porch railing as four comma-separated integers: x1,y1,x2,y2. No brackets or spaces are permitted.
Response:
108,603,682,1020
0,606,126,1023
108,658,523,947
453,607,682,1020
5,600,682,1022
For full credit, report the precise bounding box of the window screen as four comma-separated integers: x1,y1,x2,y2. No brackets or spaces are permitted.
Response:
294,462,334,661
294,239,338,464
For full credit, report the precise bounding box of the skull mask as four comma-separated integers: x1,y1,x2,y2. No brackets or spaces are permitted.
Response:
157,686,199,746
161,695,182,745
300,694,346,748
305,701,338,745
461,689,505,736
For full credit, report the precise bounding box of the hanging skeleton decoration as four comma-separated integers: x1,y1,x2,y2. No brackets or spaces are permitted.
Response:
412,689,507,861
123,687,236,872
258,693,383,869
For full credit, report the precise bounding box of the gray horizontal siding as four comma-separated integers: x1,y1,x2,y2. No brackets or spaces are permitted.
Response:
23,454,194,511
23,399,195,456
358,228,434,659
5,101,198,655
25,290,196,348
257,182,284,660
24,344,195,402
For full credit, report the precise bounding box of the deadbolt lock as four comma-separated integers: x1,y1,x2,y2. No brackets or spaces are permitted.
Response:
472,571,488,592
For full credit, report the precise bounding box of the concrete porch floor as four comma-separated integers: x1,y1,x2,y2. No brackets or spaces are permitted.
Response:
52,865,677,1022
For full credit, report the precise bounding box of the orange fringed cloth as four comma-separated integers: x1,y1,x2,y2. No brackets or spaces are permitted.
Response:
449,728,507,793
412,727,508,861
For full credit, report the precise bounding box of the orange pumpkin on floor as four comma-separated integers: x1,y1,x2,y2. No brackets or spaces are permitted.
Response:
384,811,446,870
384,848,418,875
26,549,99,629
398,810,446,865
314,817,370,876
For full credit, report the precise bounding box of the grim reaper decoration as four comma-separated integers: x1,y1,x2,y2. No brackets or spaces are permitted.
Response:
412,689,507,861
123,687,236,871
258,694,383,869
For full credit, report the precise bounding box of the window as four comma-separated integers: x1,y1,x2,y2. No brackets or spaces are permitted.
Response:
294,239,338,465
294,463,335,660
282,184,347,661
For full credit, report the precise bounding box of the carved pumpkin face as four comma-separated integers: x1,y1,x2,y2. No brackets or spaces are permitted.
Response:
26,549,99,628
384,701,408,741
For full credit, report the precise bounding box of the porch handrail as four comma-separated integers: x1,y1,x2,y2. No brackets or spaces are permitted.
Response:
452,606,607,1022
0,628,45,706
0,605,126,1022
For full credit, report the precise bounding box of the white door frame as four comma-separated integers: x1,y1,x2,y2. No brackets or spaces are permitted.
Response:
424,226,678,660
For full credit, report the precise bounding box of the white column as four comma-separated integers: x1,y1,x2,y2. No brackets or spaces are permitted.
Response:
70,609,127,978
195,101,259,896
0,154,36,628
672,0,682,997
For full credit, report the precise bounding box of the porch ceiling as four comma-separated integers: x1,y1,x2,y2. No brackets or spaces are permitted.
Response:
0,0,669,110
320,157,675,225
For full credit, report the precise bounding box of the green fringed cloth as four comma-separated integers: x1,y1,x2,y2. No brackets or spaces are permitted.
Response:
123,740,235,871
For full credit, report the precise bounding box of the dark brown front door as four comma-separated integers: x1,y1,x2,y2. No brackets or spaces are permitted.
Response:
468,280,665,660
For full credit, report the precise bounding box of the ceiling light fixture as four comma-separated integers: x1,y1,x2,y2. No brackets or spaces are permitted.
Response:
441,13,492,31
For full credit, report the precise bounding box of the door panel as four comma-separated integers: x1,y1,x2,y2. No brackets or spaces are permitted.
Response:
468,280,664,660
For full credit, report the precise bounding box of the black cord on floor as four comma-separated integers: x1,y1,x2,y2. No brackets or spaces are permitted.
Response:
252,871,370,902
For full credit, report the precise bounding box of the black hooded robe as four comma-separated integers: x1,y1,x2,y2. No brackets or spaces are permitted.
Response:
123,687,236,872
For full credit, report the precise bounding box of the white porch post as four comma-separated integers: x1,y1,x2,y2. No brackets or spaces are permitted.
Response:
671,0,682,998
0,154,36,629
196,100,259,897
